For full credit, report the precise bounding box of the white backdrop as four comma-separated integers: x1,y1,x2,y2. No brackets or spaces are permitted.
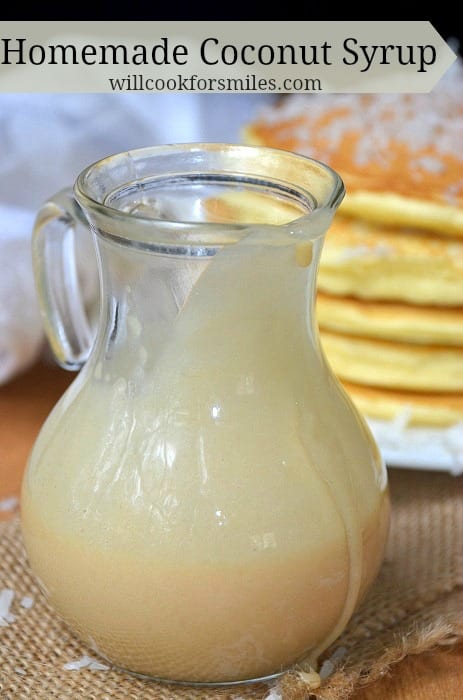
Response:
0,93,272,384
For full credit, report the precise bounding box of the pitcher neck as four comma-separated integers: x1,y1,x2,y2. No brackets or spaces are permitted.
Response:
87,229,325,382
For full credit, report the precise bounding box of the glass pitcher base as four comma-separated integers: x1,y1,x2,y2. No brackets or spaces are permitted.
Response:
118,664,286,688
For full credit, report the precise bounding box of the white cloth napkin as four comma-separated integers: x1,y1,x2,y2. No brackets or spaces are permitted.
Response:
0,93,272,384
0,204,44,384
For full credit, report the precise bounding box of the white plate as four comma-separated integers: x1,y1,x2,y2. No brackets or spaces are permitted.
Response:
366,417,463,476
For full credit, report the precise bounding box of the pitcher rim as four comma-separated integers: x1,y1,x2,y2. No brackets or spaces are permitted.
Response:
74,142,345,243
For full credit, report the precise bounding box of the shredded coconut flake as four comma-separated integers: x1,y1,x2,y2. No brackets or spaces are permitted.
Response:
319,659,335,679
296,668,321,689
338,243,392,262
329,646,348,663
412,156,446,174
319,645,348,679
0,589,16,626
63,654,109,671
20,596,34,609
390,406,413,434
263,689,283,700
0,496,19,512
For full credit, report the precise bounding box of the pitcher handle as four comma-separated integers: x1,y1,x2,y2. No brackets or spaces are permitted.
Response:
32,187,96,371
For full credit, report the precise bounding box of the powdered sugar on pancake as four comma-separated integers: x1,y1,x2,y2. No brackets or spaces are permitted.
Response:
250,59,463,205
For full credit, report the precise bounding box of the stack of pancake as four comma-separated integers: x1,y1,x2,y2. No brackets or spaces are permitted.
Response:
242,61,463,427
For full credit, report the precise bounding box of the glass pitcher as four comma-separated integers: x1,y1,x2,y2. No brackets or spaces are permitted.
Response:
20,143,390,685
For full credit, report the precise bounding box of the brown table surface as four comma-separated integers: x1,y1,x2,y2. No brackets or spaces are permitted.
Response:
1,360,462,699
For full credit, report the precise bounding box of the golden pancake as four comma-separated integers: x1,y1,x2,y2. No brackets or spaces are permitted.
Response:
320,330,463,393
340,381,463,427
205,190,463,306
244,61,463,237
316,293,463,347
319,215,463,305
204,191,302,225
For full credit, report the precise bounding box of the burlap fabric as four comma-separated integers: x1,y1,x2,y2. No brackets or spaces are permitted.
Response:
1,468,462,700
